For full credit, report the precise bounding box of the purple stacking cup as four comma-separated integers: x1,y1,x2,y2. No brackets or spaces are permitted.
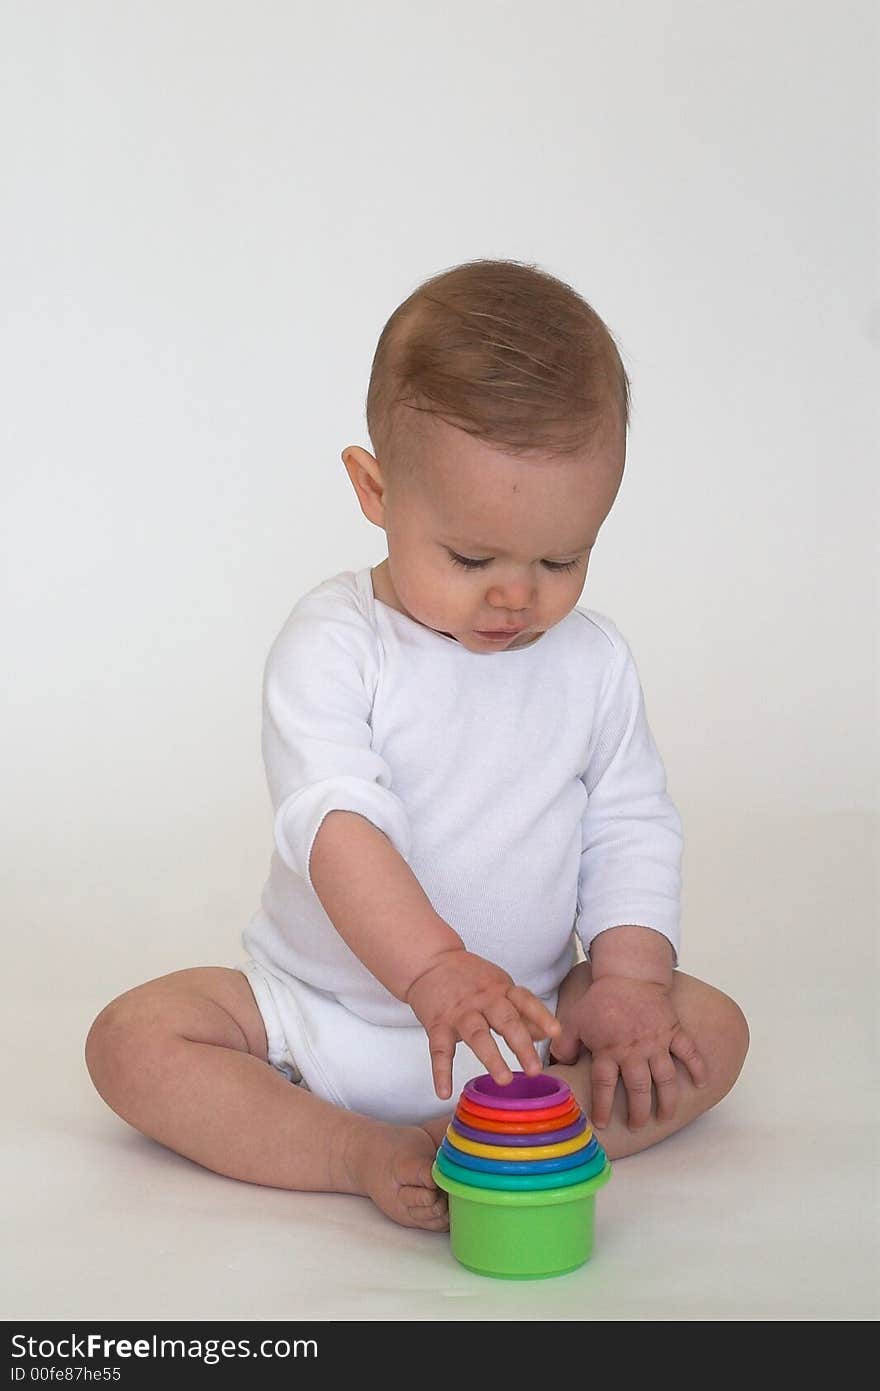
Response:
462,1073,572,1111
451,1113,588,1146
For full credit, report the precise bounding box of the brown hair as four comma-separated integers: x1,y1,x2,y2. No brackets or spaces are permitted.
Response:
365,258,630,475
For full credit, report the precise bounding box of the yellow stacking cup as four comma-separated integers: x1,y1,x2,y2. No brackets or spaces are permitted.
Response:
445,1124,593,1162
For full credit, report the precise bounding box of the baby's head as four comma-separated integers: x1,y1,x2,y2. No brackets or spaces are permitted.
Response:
342,259,628,653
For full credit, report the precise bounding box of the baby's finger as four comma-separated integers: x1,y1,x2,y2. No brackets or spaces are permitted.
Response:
484,1000,544,1077
621,1059,653,1130
650,1051,679,1123
525,1016,561,1043
506,986,562,1040
670,1030,708,1088
457,1011,514,1086
427,1023,458,1100
589,1055,619,1129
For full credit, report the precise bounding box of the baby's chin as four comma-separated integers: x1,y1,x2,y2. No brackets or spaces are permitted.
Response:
452,627,545,651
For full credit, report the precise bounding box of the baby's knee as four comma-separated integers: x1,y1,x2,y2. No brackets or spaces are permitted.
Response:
706,989,750,1099
84,985,170,1099
85,997,134,1096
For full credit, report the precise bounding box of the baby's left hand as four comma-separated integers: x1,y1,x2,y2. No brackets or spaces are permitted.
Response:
552,976,708,1130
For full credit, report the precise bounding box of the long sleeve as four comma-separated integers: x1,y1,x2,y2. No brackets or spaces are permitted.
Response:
261,593,412,894
575,624,683,963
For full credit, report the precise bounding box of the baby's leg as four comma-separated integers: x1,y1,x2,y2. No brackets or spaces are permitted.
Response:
85,968,449,1232
545,962,749,1159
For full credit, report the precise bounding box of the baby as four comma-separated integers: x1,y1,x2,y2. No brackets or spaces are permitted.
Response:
85,258,749,1233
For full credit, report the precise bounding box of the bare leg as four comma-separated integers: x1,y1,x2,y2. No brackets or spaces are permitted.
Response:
544,962,749,1160
85,968,449,1231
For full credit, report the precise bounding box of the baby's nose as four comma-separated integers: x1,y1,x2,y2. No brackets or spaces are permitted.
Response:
487,578,534,611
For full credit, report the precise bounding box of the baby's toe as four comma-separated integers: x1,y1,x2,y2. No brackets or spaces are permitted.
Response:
403,1183,445,1211
408,1206,449,1231
402,1185,448,1228
400,1155,438,1190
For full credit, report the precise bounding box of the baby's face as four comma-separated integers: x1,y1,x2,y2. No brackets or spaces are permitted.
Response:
347,416,625,653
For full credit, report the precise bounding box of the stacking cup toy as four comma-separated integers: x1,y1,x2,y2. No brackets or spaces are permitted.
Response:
432,1071,611,1279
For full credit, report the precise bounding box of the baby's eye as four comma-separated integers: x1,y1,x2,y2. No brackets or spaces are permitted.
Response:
447,551,581,574
448,552,490,570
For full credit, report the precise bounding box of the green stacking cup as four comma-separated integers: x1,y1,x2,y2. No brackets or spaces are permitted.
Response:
432,1159,612,1280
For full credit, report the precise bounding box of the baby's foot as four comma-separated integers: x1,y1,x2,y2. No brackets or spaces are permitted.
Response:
348,1121,449,1232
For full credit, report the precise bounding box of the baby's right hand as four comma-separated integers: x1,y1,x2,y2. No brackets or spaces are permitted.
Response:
404,948,562,1101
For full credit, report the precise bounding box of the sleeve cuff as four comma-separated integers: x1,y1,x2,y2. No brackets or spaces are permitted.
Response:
576,912,680,969
273,775,412,894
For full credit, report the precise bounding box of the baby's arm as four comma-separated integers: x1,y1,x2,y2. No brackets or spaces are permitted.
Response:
556,623,708,1126
590,922,675,988
309,810,560,1099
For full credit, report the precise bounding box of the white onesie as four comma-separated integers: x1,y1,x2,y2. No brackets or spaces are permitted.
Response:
240,566,683,1124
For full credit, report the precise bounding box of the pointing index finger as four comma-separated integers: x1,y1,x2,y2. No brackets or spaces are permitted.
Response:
427,1024,457,1099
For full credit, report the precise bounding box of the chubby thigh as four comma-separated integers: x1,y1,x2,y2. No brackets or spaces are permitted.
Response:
88,966,272,1070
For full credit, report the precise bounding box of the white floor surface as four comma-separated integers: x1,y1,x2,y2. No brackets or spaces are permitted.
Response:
4,811,877,1321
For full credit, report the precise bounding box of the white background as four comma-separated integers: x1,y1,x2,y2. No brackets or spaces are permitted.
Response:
2,1,877,1320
